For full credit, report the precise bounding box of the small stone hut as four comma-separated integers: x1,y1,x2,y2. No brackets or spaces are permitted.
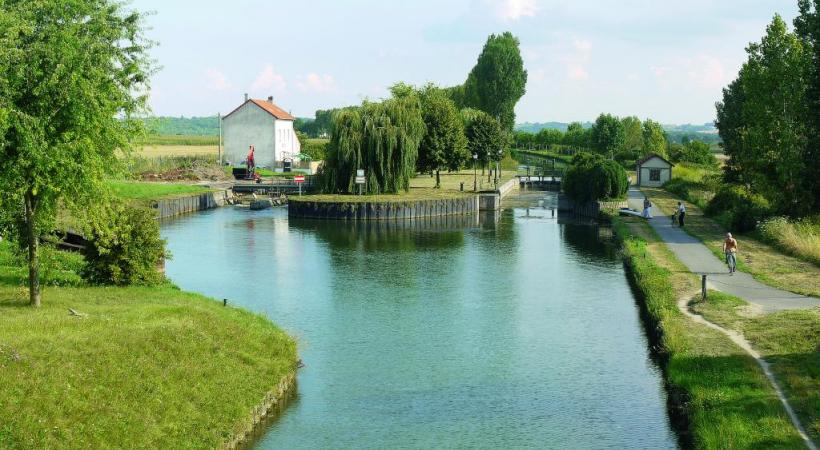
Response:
635,154,673,187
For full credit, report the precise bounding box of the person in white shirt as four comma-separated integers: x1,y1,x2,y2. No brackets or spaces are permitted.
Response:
677,202,686,227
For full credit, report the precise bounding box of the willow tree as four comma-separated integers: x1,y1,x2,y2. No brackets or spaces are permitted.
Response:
322,96,425,194
0,0,152,306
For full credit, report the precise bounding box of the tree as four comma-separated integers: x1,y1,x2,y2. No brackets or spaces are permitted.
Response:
641,119,669,158
619,116,643,162
563,122,590,150
0,0,152,306
590,113,625,159
716,15,812,216
461,32,527,131
670,140,716,166
321,95,425,194
795,0,820,212
416,85,468,188
464,110,505,174
563,153,629,203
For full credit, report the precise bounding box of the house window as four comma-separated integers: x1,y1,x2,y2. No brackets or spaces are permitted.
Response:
649,169,661,181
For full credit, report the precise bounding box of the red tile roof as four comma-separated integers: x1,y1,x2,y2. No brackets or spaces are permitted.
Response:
223,99,295,121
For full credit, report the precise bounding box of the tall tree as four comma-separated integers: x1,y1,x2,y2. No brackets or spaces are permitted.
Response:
620,116,643,161
416,85,468,188
462,32,527,131
590,113,625,159
716,15,812,216
563,122,590,150
0,0,153,306
641,119,669,158
795,0,820,212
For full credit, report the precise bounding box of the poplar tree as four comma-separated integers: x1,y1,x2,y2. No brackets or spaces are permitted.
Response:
0,0,152,306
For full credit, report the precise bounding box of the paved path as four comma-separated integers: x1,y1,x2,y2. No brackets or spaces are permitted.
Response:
627,188,820,312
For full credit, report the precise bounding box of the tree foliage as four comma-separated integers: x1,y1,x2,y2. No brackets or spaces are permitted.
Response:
716,14,813,216
82,204,167,286
460,32,527,131
590,113,625,158
416,85,468,187
562,153,629,203
671,140,716,166
619,116,643,162
641,119,669,158
795,0,820,211
0,0,153,306
320,96,425,194
464,110,506,169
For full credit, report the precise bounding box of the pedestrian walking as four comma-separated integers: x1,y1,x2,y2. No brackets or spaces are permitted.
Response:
723,232,739,274
642,196,653,219
677,202,686,227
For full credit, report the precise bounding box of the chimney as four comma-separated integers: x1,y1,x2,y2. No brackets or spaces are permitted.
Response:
244,93,248,102
267,96,274,104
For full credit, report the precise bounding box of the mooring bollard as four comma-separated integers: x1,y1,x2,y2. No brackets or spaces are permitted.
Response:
701,275,707,301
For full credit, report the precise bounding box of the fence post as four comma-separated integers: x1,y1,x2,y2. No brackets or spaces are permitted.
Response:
701,274,707,301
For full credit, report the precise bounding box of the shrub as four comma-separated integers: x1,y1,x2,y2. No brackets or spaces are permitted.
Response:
82,204,167,285
563,152,629,203
670,140,717,167
706,185,770,232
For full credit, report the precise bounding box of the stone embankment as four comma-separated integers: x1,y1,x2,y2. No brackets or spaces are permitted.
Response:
288,196,479,220
151,189,232,219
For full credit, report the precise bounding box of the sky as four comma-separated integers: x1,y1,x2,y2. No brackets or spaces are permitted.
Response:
132,0,801,124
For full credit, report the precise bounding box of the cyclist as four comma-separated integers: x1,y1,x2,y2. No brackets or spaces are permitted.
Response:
722,232,738,275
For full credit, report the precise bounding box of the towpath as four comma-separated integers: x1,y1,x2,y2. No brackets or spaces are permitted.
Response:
626,188,820,312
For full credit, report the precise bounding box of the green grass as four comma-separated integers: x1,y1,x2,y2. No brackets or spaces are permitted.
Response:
663,163,721,210
692,291,820,442
0,242,297,449
107,181,215,201
644,187,820,298
611,215,805,448
758,216,820,266
137,134,219,146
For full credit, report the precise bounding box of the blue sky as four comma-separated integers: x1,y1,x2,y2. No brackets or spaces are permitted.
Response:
133,0,800,124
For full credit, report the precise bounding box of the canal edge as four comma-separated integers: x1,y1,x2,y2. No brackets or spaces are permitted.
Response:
221,370,297,450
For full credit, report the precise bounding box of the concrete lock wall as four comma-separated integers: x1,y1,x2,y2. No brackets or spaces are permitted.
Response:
152,190,231,220
288,196,480,220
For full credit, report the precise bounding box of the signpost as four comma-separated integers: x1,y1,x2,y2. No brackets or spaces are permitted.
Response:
294,175,305,196
356,169,365,195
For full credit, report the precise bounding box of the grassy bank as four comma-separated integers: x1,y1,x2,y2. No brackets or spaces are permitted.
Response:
611,214,804,448
691,291,820,441
0,242,298,449
107,180,215,202
758,216,820,267
643,187,820,297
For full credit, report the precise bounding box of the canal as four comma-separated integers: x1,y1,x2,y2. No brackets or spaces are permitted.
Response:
161,192,678,449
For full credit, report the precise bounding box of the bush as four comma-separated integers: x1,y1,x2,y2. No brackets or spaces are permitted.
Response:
563,153,629,203
82,204,167,285
300,138,328,161
706,185,770,232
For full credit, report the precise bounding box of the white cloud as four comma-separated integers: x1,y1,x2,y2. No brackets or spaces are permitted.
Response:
573,38,592,54
251,64,287,93
204,68,231,91
650,66,671,78
686,55,729,88
495,0,539,21
297,73,336,93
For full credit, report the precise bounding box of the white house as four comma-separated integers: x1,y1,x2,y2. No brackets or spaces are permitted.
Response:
222,95,301,168
635,153,673,187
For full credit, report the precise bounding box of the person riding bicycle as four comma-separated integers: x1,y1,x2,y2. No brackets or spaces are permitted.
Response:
723,232,738,275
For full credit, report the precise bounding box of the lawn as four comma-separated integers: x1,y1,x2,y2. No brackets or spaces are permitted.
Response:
691,291,820,442
409,169,518,191
107,180,215,202
0,242,297,449
136,144,218,158
612,214,806,448
643,187,820,298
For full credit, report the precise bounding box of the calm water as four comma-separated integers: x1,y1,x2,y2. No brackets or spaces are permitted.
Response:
162,192,677,449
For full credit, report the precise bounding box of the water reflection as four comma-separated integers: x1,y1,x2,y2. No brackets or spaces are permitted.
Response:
161,193,677,450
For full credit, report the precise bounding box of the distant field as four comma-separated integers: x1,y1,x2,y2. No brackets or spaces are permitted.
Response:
136,145,218,157
139,134,219,146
